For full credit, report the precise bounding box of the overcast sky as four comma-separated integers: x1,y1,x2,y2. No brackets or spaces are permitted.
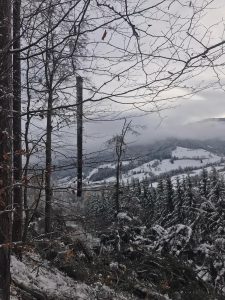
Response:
25,0,225,158
80,88,225,151
79,0,225,148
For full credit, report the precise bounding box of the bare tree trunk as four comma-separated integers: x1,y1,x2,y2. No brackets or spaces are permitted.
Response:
115,158,121,213
76,76,83,200
22,54,32,243
0,0,13,299
12,0,23,252
44,3,54,234
113,120,131,215
45,91,53,234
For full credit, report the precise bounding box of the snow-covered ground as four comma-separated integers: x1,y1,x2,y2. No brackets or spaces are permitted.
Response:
151,164,225,188
171,147,215,159
86,161,130,181
11,254,92,299
11,253,134,300
57,147,224,189
87,147,223,185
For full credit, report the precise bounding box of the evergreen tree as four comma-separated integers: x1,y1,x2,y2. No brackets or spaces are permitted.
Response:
164,176,174,213
140,185,155,226
161,176,175,226
155,178,165,223
174,177,184,223
137,179,142,196
183,175,196,224
209,167,221,204
199,168,209,199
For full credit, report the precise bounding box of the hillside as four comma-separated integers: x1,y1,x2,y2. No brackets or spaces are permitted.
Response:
81,146,223,185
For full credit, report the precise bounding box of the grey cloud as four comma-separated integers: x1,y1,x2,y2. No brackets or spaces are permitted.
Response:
82,90,225,149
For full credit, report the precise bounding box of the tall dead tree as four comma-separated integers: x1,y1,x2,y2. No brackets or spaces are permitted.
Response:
12,0,23,248
107,120,132,214
44,34,54,234
76,76,83,199
45,87,53,234
114,120,131,214
0,0,13,299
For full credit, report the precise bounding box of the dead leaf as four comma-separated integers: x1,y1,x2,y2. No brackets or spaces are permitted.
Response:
102,29,107,41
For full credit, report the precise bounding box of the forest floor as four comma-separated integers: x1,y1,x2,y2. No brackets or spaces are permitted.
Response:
10,224,224,300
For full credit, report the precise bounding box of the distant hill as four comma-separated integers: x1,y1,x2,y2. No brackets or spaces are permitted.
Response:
82,145,223,184
56,137,225,184
197,117,225,123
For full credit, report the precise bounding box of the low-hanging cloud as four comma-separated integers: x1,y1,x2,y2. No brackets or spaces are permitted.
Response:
83,90,225,150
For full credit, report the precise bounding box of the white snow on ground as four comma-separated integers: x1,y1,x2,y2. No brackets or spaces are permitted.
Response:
126,147,220,178
11,253,134,300
87,163,115,180
89,147,222,184
11,254,92,300
117,212,132,221
172,147,215,159
128,158,216,176
57,176,72,185
86,161,130,181
58,147,223,187
166,165,225,185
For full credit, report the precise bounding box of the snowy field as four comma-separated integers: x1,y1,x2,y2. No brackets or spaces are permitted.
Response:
84,147,223,185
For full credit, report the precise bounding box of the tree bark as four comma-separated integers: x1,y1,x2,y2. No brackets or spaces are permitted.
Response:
76,76,83,199
12,0,23,252
22,55,32,243
45,91,53,234
115,157,120,213
0,0,13,299
44,5,54,234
